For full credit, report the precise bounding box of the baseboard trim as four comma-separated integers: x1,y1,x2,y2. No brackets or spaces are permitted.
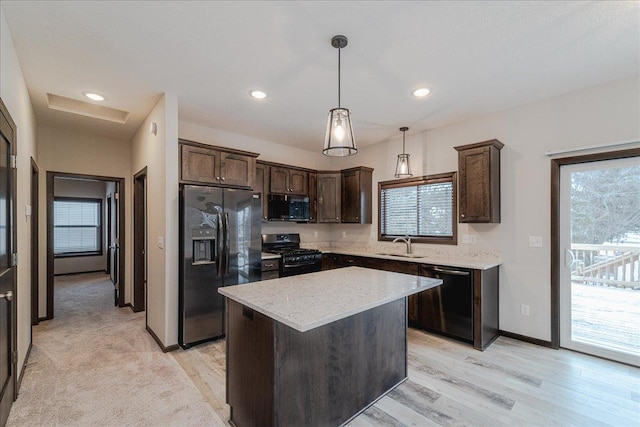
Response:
499,330,553,348
17,341,33,396
146,325,179,353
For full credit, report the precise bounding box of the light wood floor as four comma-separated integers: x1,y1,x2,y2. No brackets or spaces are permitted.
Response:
175,328,640,426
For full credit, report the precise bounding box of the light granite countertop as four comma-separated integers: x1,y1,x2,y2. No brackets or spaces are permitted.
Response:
219,266,442,332
317,248,501,270
261,252,281,260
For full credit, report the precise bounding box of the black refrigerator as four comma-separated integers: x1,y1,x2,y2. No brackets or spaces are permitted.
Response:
179,184,261,349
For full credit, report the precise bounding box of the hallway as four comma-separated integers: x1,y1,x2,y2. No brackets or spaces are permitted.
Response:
7,273,222,426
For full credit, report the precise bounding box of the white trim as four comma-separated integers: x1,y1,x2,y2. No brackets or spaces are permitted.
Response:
545,139,639,157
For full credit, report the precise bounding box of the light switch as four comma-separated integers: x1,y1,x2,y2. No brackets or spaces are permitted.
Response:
529,236,543,247
158,237,164,249
25,205,32,216
462,234,477,244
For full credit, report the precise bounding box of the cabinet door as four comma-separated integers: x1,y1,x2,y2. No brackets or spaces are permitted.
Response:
181,144,220,184
341,170,360,223
459,146,491,222
457,139,502,223
220,152,255,188
289,169,308,196
317,173,341,223
255,163,269,221
270,166,289,194
308,172,317,223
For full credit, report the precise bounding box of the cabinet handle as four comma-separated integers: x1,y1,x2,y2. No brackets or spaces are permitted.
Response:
355,216,359,220
263,263,274,268
221,177,226,181
461,214,465,218
431,267,470,276
216,176,220,181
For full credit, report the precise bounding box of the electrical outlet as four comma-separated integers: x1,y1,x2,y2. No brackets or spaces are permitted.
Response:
462,234,477,244
529,236,543,247
520,304,530,316
158,236,164,249
342,231,347,238
314,231,318,238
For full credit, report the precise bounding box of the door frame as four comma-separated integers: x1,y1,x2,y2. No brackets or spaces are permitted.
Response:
46,172,126,319
106,194,112,279
31,158,39,326
550,147,640,349
133,167,147,313
0,97,18,423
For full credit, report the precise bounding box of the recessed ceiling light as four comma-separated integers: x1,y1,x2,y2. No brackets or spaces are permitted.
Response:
84,92,105,101
412,87,431,98
250,90,267,99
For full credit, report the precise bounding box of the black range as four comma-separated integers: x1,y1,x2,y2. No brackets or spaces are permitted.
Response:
262,233,322,277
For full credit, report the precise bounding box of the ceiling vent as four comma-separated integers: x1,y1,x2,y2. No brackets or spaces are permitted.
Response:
46,93,129,124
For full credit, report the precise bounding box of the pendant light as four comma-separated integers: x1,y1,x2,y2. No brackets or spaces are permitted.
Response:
323,35,357,157
394,127,412,178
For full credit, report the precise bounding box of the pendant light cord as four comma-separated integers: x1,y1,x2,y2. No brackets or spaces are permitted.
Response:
402,130,406,154
337,47,341,108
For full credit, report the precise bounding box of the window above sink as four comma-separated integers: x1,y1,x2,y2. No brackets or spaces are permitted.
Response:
378,172,457,245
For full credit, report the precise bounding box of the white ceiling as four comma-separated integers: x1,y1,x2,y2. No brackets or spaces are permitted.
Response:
2,1,639,150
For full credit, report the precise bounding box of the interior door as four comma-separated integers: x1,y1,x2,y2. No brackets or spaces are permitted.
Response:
133,170,146,312
559,157,640,366
112,183,120,306
0,99,17,425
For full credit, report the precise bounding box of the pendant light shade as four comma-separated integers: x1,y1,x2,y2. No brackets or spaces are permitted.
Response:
394,127,412,178
323,35,357,157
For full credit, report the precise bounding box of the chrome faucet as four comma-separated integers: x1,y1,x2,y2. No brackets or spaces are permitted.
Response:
392,235,412,254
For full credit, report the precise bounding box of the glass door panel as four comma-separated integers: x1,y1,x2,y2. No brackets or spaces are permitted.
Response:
560,157,640,366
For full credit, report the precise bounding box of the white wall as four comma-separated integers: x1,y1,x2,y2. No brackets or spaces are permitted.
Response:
53,178,108,275
37,126,132,312
0,4,38,383
336,76,640,341
131,93,179,347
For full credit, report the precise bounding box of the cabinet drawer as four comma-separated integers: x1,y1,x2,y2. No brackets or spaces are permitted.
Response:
261,259,280,272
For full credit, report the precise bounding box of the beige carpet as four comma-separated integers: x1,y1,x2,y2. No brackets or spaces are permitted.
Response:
7,273,225,427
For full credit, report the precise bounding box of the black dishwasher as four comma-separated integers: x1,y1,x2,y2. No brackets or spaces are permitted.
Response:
418,265,473,343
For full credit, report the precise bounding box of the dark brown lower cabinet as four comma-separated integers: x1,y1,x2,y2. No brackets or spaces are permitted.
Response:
322,253,499,350
226,298,407,427
322,253,362,270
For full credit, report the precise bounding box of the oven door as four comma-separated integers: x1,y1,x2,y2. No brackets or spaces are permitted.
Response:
280,259,322,277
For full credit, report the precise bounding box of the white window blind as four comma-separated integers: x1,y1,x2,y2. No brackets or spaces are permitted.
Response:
381,178,454,239
54,199,101,255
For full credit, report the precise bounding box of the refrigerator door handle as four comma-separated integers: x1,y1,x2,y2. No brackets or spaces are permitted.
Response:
216,213,224,277
223,212,230,276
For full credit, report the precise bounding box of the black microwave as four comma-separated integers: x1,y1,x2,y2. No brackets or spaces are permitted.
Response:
268,194,310,222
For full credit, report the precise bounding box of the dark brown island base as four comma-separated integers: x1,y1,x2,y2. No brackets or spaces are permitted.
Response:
219,267,442,427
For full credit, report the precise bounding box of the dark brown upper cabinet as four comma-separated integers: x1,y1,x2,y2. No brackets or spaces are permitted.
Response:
455,139,504,223
270,166,308,196
341,167,373,224
255,161,270,221
308,172,317,223
180,140,258,189
317,172,341,223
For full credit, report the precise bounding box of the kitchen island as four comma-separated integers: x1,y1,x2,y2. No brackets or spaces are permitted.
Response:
219,266,442,427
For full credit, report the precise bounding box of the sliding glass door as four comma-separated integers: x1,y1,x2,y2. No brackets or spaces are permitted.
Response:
559,156,640,366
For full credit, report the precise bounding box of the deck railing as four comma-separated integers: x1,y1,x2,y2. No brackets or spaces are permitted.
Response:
571,243,640,289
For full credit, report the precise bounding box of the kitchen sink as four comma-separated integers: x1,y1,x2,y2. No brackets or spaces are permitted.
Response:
375,253,425,259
